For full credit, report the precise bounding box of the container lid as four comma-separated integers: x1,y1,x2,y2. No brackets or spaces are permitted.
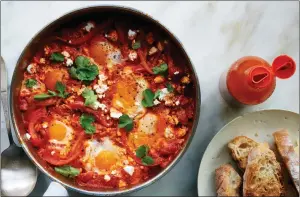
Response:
272,55,296,79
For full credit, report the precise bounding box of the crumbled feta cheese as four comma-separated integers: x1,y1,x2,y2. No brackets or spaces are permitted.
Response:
164,126,175,139
148,47,158,56
51,151,55,155
111,170,117,175
42,122,48,129
153,99,161,105
128,50,138,61
123,160,129,165
123,166,135,176
61,51,70,58
65,58,73,67
174,71,179,75
84,22,95,32
89,101,107,111
98,73,108,82
104,174,111,182
24,133,31,140
110,107,122,119
158,88,169,100
175,100,180,106
93,84,109,96
26,63,36,74
128,29,137,40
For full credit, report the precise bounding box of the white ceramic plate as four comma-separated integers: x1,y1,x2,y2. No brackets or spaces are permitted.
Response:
197,109,300,196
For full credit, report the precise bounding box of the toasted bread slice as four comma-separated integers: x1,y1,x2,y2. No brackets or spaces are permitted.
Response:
243,143,284,196
215,164,242,196
228,136,259,170
273,130,299,194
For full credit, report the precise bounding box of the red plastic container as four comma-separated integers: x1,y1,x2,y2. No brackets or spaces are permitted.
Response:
219,55,296,106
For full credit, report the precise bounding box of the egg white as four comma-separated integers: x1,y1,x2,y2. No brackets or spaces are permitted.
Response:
82,138,126,174
138,113,158,135
48,120,74,145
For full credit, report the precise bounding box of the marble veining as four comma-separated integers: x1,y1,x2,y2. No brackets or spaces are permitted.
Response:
1,1,299,196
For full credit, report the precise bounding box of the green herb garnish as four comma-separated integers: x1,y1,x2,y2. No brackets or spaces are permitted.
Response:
152,63,168,75
70,56,99,81
166,83,174,92
142,156,154,165
136,145,149,158
34,81,69,100
33,93,54,100
141,89,161,108
55,81,69,98
132,41,141,50
118,114,133,132
82,88,97,106
50,52,65,62
25,79,37,88
80,114,96,134
54,165,80,178
141,89,155,107
154,90,161,100
135,145,154,166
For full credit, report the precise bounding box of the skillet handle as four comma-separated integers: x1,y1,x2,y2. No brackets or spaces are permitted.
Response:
0,56,14,145
43,182,69,196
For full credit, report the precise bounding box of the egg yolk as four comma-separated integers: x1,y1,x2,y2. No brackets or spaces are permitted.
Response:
95,150,118,170
49,122,67,141
113,77,137,109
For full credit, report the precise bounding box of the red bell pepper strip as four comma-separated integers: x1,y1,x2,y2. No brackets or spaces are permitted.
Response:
28,108,48,147
68,101,113,127
137,48,153,74
39,132,84,166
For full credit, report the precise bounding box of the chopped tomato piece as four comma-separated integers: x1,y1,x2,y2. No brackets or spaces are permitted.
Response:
28,108,48,147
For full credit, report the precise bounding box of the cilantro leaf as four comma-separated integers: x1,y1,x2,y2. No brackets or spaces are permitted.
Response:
154,90,161,100
80,114,96,134
50,52,64,62
70,56,99,81
82,88,97,106
34,93,54,100
152,63,168,75
136,145,149,158
25,79,37,88
166,83,174,92
142,156,154,165
141,89,155,108
47,90,57,96
118,114,133,132
55,81,69,98
132,41,141,49
54,165,80,178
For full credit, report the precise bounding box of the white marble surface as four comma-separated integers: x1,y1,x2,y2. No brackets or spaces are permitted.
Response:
1,1,299,196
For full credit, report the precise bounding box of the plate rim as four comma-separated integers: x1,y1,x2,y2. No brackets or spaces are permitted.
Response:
197,109,300,195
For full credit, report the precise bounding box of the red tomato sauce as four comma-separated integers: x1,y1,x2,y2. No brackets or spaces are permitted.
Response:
18,19,196,189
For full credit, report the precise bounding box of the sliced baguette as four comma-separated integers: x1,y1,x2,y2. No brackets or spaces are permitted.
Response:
215,164,242,196
273,130,299,194
243,143,284,196
228,136,259,170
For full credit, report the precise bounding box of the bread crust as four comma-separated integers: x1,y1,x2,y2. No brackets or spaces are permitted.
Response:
243,143,284,196
215,164,242,196
228,136,259,170
273,130,299,194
